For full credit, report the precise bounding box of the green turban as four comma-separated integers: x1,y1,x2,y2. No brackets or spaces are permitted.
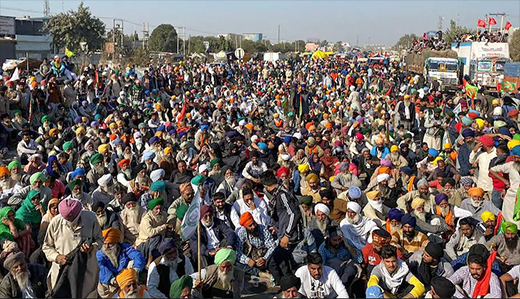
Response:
191,175,206,186
433,108,442,114
299,196,313,206
176,205,189,219
288,112,295,117
514,134,520,141
502,221,518,234
148,197,164,210
214,248,237,266
210,158,223,169
41,115,49,123
63,141,74,151
150,180,166,192
446,109,455,118
67,179,84,190
169,275,193,299
7,161,21,172
90,153,104,165
29,172,46,185
13,110,21,116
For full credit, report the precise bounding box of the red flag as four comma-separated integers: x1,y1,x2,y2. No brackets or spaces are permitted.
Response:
472,250,498,298
489,17,497,25
497,82,502,95
177,100,187,122
506,21,513,30
478,19,487,28
385,85,393,96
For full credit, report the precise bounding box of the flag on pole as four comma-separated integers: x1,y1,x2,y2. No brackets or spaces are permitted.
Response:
506,21,513,30
177,98,188,122
65,47,75,58
488,17,497,25
465,82,478,99
8,67,19,82
180,190,201,240
502,81,517,93
514,185,520,221
477,19,487,28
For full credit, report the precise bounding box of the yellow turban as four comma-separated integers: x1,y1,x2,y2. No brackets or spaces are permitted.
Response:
109,122,117,130
49,128,59,136
468,187,484,198
116,269,138,290
306,173,319,183
508,140,520,150
98,144,110,154
102,227,121,243
298,164,310,173
390,145,398,153
444,143,452,149
366,190,381,201
411,197,426,210
164,147,173,155
75,126,86,135
481,211,496,222
475,119,484,130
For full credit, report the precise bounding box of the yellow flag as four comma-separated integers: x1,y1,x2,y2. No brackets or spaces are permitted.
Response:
65,47,75,58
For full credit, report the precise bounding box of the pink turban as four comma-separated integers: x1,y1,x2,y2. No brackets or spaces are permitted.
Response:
59,198,82,219
380,159,392,167
349,163,358,176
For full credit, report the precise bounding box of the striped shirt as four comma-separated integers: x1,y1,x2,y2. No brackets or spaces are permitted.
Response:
390,230,429,255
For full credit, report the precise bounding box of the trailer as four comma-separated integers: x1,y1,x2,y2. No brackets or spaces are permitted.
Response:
403,49,459,90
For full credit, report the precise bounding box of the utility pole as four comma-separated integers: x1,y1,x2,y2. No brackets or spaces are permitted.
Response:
142,23,149,50
277,25,280,44
43,0,50,17
438,15,444,31
356,35,359,47
489,12,506,33
188,34,191,54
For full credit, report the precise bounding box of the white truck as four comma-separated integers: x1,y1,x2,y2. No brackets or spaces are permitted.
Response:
403,49,460,90
451,42,511,90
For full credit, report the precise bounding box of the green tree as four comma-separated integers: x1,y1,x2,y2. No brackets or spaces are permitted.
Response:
148,24,179,53
393,33,417,50
444,20,476,45
44,2,105,53
510,30,520,62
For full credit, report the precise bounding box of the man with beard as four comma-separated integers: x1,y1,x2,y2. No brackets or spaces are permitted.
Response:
396,166,416,196
0,252,47,298
386,208,404,235
216,166,238,200
489,147,520,224
93,201,121,231
0,166,21,201
362,229,403,276
194,248,244,298
449,252,502,298
160,147,176,175
235,212,278,280
340,201,378,252
7,161,22,184
388,145,408,170
487,222,520,269
409,197,448,236
168,182,195,222
416,148,442,178
358,148,380,187
120,193,145,244
142,152,159,173
458,128,476,177
16,131,38,159
460,187,500,221
208,158,225,186
42,198,103,297
308,203,338,247
66,178,94,210
331,162,362,196
147,238,194,298
116,159,132,188
87,153,108,190
349,132,370,157
371,138,390,160
96,228,145,298
302,173,325,203
390,215,429,258
93,174,115,205
136,198,172,266
363,190,390,227
212,192,235,230
397,178,435,214
79,140,96,171
114,269,150,298
230,186,270,229
407,242,454,289
294,252,349,298
433,193,455,230
396,95,415,131
128,164,152,194
191,205,236,268
445,217,485,261
367,245,426,298
9,172,52,207
279,274,303,298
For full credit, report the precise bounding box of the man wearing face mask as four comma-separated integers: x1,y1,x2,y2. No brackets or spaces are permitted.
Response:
92,174,115,205
42,198,103,298
460,187,500,221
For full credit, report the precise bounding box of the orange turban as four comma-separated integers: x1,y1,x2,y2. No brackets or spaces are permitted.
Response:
0,166,9,177
109,134,117,141
102,227,121,243
239,212,254,227
378,166,391,175
245,124,254,131
468,187,484,197
118,159,130,168
325,123,333,130
116,268,138,290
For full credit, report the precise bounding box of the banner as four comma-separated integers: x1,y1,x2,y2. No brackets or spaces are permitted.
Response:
502,81,517,93
477,19,487,28
180,190,201,240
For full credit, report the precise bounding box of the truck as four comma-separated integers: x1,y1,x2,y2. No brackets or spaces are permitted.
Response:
403,49,460,90
451,42,511,90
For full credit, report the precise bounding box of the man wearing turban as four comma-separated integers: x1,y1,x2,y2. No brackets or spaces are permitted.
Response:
195,248,245,298
445,217,485,261
92,173,115,206
340,201,379,252
406,242,454,289
308,202,338,248
115,269,149,298
386,208,404,234
66,178,94,210
422,105,444,150
301,172,325,203
8,171,52,207
390,214,429,257
87,152,108,190
119,193,145,244
486,222,520,267
0,252,48,298
362,190,391,228
480,211,497,242
460,187,500,221
42,198,103,297
331,161,362,196
136,197,172,264
96,228,146,298
397,178,436,214
167,182,195,223
169,275,193,299
409,197,448,236
362,229,401,276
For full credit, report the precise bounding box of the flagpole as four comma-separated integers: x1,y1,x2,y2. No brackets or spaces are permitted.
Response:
197,215,201,279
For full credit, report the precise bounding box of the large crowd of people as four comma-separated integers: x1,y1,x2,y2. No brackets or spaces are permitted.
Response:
0,51,518,298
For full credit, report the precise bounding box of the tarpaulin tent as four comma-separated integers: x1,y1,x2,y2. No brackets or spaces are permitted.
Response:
312,50,328,60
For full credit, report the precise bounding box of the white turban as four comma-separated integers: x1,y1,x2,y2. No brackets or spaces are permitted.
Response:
281,153,291,161
251,135,259,143
198,164,209,174
493,106,503,116
376,173,390,183
239,120,246,126
293,133,302,140
347,201,362,214
97,174,113,187
29,154,42,162
314,203,330,216
150,169,165,182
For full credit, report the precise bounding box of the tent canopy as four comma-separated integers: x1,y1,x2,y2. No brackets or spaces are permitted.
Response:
311,50,328,60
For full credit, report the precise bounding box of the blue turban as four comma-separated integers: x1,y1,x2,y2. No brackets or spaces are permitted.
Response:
143,152,156,160
149,136,159,145
512,145,520,156
348,186,362,199
402,214,417,227
157,125,165,132
461,128,475,138
338,162,349,172
435,193,449,205
201,125,209,131
178,131,187,139
428,148,439,157
150,180,166,192
258,142,268,151
387,208,404,222
498,127,512,138
461,116,473,126
366,286,384,298
400,166,412,176
71,168,86,178
284,136,292,144
158,238,176,255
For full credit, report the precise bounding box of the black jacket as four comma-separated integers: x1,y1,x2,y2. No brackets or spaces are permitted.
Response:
0,264,48,298
190,218,236,258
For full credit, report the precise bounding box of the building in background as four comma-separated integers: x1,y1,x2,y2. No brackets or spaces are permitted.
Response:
0,16,17,64
305,42,319,52
243,33,263,42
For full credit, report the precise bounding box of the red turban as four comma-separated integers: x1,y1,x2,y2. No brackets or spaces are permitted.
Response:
118,159,130,168
277,167,290,178
239,212,254,227
479,135,494,147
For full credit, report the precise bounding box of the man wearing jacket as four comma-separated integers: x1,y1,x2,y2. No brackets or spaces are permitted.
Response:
190,205,236,268
0,252,48,298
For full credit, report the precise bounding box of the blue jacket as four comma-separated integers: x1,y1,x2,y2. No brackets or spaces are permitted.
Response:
370,146,390,159
97,242,146,284
458,143,471,176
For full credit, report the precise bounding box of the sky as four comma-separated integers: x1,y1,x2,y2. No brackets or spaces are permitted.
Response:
1,0,520,46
